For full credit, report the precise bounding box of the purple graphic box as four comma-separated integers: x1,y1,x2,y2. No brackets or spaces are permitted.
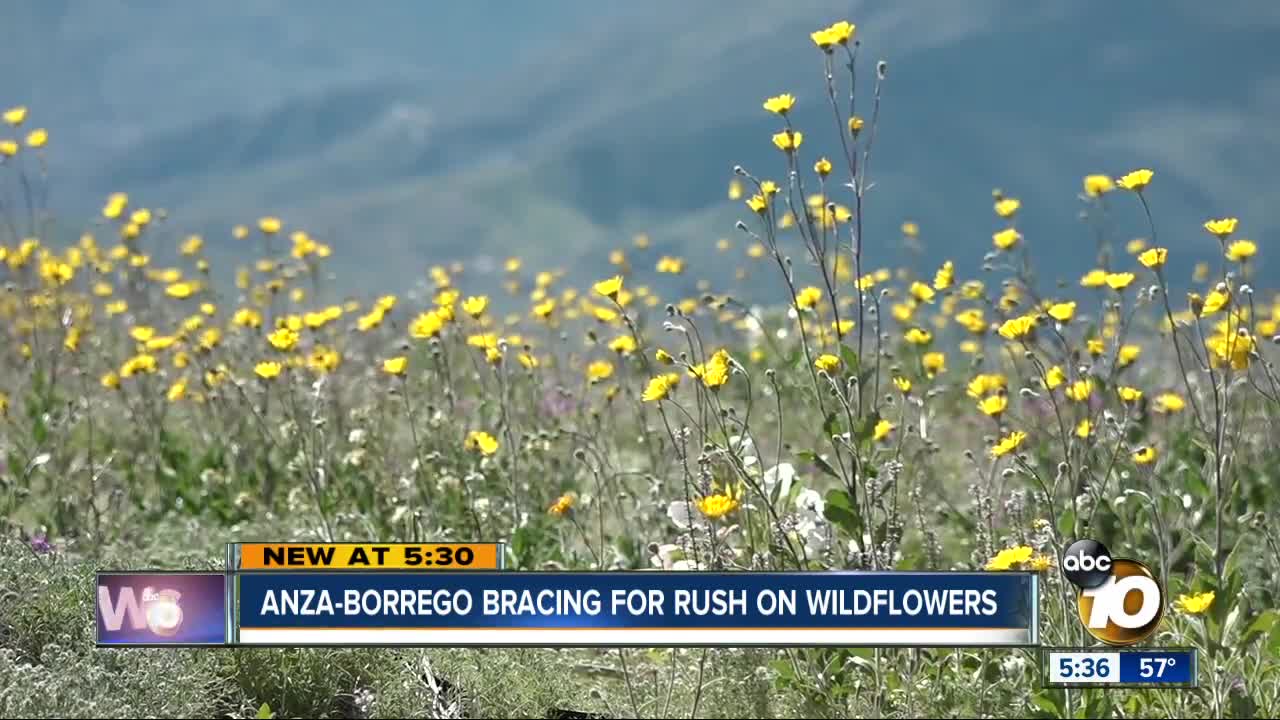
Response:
96,572,228,645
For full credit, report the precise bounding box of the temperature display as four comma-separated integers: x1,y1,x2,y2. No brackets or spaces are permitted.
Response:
1043,648,1196,688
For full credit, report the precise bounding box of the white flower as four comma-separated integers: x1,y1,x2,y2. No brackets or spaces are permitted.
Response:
730,434,758,468
794,487,824,517
667,500,707,530
792,488,829,557
348,428,367,445
651,543,703,571
1001,653,1028,674
763,463,795,500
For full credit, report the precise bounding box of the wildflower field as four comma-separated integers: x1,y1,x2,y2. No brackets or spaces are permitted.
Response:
2,18,1280,720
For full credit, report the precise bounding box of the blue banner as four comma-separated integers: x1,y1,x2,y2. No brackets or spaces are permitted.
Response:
1118,650,1196,685
235,571,1037,646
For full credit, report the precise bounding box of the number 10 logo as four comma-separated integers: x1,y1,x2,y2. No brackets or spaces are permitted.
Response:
1064,539,1164,646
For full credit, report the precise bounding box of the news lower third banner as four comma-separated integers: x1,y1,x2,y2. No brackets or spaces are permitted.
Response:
234,571,1037,646
96,543,1038,647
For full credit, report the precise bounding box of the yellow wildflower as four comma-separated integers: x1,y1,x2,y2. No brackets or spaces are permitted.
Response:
642,373,681,402
1174,591,1214,615
382,356,408,376
986,545,1034,571
587,360,615,383
465,431,500,456
1117,169,1153,191
978,394,1008,417
1083,174,1114,196
814,354,840,373
593,275,623,300
1106,272,1135,291
990,431,1027,458
1065,379,1093,402
1133,446,1157,465
992,228,1021,250
763,93,796,115
1203,217,1238,238
1138,247,1168,269
1226,239,1256,262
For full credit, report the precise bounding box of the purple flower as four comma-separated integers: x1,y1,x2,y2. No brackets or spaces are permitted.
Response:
30,533,53,554
541,388,578,417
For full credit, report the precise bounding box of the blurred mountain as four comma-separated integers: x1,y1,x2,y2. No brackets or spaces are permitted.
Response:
3,0,1278,296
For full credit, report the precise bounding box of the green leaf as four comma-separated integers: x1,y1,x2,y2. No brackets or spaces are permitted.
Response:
798,450,840,479
823,488,864,540
1244,609,1279,642
822,411,845,438
1056,507,1076,538
1029,691,1060,718
256,702,274,719
838,344,861,376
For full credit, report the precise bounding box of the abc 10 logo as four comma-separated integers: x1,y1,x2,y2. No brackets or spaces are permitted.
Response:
1063,539,1164,645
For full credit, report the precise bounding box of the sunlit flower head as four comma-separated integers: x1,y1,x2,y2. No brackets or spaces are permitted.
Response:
697,484,742,520
3,106,27,126
1117,169,1153,191
874,418,894,442
462,295,489,318
1174,591,1214,615
382,356,408,376
994,197,1020,218
772,129,803,153
763,93,796,115
966,373,1007,399
254,361,283,380
1225,239,1256,262
814,354,840,373
1203,217,1238,238
548,492,575,517
1083,174,1114,197
1138,247,1168,269
992,228,1021,251
922,351,946,378
465,430,500,456
587,360,615,383
1047,301,1076,323
1118,344,1141,368
1117,386,1143,403
990,430,1026,458
998,314,1036,340
1201,288,1230,317
925,263,952,294
656,256,684,274
904,327,932,346
1080,269,1108,288
1132,446,1157,465
1105,272,1135,291
593,275,623,300
978,394,1008,417
642,372,681,402
796,286,822,310
985,545,1033,571
1155,392,1185,414
1065,379,1093,402
910,281,936,304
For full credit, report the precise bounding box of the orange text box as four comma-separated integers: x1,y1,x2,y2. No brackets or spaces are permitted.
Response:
236,543,500,570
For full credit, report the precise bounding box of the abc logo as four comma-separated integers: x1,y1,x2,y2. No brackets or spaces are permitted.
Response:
1063,539,1163,646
